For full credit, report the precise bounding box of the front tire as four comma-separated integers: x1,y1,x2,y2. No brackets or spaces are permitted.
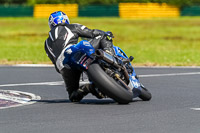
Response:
139,86,152,101
87,63,133,104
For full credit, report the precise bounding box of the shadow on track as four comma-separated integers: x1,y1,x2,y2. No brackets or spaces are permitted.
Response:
32,98,141,105
32,99,71,103
32,99,115,105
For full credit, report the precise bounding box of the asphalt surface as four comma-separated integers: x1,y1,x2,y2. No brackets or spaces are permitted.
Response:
0,66,200,133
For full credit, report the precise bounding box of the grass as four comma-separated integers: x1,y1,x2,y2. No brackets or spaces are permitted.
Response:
0,17,200,66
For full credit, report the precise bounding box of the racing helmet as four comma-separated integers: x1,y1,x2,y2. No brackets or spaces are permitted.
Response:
48,11,70,29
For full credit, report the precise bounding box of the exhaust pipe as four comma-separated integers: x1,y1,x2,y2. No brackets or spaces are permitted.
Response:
96,49,120,68
95,49,130,83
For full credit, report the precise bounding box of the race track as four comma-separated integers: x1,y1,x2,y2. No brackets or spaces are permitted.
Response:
0,65,200,133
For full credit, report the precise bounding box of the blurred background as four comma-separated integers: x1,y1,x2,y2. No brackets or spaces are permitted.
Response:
0,0,200,66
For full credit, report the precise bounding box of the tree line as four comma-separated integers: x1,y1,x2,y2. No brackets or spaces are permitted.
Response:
1,0,200,7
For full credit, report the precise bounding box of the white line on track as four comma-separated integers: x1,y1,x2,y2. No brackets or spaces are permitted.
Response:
0,81,64,87
191,108,200,111
134,66,200,69
13,64,54,67
139,72,200,78
0,81,90,87
0,72,199,87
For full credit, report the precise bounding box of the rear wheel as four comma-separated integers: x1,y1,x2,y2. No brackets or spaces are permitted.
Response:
87,63,133,104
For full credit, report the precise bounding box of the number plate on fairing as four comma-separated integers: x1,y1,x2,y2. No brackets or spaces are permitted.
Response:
128,76,140,89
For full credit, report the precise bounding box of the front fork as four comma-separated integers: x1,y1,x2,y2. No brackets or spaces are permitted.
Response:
114,73,142,98
128,75,143,98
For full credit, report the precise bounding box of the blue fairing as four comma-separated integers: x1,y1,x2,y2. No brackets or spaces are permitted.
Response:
64,40,95,70
113,46,128,59
74,40,95,55
113,46,136,76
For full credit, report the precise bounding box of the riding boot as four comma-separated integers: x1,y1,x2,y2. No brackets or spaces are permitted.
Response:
70,83,105,102
69,85,90,102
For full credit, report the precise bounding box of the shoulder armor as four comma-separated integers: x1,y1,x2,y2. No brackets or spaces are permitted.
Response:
49,26,68,41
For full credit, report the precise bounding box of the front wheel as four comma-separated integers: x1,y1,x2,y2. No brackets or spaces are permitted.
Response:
87,63,133,104
139,86,152,101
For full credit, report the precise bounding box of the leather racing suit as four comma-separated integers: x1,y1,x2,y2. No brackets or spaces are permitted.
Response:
44,23,114,102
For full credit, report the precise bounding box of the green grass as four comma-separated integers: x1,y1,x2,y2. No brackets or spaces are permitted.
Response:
0,17,200,66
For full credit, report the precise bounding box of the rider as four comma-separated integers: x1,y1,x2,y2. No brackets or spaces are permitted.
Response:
45,11,115,102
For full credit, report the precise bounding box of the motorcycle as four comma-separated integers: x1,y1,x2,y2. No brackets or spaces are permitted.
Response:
64,35,152,104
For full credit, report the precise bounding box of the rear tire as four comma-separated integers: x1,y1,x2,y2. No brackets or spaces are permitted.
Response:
87,63,133,104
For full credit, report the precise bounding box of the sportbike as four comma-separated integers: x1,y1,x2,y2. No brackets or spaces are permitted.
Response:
65,35,152,104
